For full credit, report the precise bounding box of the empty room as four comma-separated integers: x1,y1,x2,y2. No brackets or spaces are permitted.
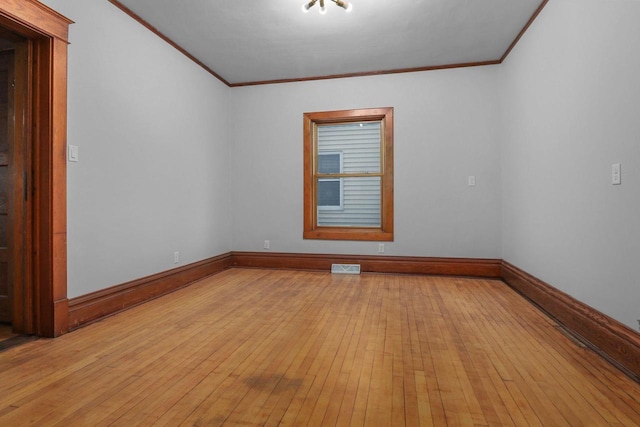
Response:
0,0,639,425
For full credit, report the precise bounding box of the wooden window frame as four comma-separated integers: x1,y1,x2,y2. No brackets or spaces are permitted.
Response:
303,107,394,241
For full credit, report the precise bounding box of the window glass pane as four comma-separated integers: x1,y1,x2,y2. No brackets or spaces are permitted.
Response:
317,176,380,227
318,153,341,174
318,122,381,174
318,179,341,207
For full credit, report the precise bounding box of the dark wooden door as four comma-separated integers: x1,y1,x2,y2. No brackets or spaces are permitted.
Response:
0,50,13,323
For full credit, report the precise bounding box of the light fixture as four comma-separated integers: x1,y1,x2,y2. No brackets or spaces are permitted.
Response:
302,0,352,14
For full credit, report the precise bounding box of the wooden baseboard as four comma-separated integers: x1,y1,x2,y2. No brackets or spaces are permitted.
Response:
231,251,502,278
52,299,69,337
67,253,233,330
501,261,640,381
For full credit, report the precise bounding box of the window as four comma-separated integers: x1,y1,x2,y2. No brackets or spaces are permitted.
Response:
303,107,394,241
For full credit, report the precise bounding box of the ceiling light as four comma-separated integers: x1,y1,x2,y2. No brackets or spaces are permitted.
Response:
301,0,352,14
301,0,316,13
335,0,353,12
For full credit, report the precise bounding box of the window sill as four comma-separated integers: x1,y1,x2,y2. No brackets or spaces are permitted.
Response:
304,228,393,241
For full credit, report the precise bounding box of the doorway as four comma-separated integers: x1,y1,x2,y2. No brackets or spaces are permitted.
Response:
0,31,31,338
0,44,12,327
0,1,72,338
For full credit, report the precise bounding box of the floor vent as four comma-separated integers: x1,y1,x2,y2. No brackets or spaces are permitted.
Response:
331,264,361,275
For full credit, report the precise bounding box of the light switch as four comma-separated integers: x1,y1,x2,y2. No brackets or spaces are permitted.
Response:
612,163,621,185
68,145,79,162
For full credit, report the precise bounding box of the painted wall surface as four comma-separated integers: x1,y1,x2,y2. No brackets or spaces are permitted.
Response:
229,68,502,258
41,0,231,298
501,0,640,329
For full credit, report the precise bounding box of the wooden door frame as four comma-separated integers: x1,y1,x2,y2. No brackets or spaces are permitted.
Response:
0,1,71,337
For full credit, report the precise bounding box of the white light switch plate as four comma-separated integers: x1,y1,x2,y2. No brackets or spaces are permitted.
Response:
612,163,621,185
68,145,79,162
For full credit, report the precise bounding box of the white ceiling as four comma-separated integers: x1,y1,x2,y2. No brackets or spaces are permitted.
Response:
114,0,546,86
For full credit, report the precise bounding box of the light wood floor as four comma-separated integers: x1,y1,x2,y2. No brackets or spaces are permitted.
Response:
1,268,639,426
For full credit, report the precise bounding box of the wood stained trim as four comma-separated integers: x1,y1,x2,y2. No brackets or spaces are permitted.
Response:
501,261,640,381
0,0,71,338
0,0,72,42
232,252,502,278
230,60,502,87
500,0,550,62
303,107,394,242
67,253,233,330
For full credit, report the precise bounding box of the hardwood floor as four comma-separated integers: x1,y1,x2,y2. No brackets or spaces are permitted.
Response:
0,268,639,426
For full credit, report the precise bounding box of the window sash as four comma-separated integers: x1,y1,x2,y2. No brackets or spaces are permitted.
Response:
317,176,381,227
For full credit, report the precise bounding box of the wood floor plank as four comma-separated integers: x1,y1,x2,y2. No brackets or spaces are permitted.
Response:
304,277,367,426
231,276,352,425
400,284,422,427
167,272,327,425
1,268,640,426
411,283,449,425
470,280,603,425
449,280,565,425
333,277,381,426
244,278,345,425
456,281,559,426
344,276,384,426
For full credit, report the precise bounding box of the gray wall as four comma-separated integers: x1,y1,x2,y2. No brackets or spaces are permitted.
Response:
42,0,232,298
229,69,502,258
501,0,640,329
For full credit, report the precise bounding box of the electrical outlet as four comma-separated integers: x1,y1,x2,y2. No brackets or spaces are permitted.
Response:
468,175,476,186
174,251,180,264
378,243,385,254
264,240,270,250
